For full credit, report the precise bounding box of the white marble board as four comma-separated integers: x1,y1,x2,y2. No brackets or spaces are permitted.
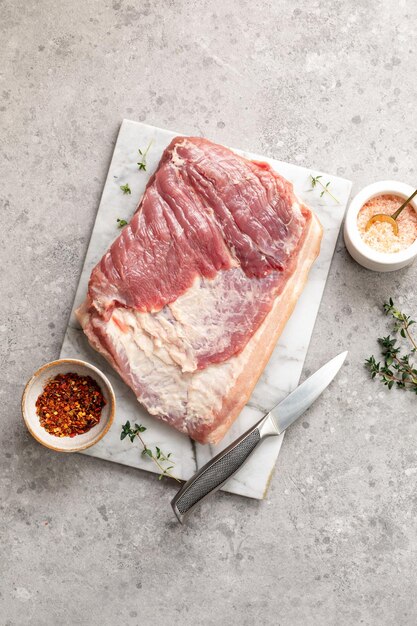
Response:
60,120,352,500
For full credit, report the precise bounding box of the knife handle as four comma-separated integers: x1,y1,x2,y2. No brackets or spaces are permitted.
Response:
171,413,277,523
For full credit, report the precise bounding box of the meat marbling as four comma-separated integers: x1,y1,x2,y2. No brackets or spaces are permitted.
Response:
77,137,322,444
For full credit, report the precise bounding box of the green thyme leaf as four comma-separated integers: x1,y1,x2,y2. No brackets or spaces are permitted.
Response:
120,183,131,195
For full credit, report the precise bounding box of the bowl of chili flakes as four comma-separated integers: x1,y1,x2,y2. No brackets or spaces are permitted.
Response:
22,359,116,452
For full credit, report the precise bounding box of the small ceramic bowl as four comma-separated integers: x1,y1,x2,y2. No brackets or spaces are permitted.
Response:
22,359,116,452
344,180,417,272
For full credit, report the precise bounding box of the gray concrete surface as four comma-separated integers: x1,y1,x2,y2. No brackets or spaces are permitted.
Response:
1,1,417,624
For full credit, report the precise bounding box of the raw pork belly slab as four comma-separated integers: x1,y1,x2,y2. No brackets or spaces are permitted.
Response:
77,137,322,444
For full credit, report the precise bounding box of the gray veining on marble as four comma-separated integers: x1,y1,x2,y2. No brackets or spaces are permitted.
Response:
2,0,417,624
60,119,351,498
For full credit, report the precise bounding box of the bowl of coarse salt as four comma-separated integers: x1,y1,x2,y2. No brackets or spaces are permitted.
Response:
344,181,417,272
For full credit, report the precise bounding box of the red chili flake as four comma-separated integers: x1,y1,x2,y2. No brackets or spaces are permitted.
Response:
35,373,106,437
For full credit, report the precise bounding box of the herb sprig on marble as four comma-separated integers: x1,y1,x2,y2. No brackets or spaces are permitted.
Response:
137,140,153,171
310,175,340,204
120,420,180,481
120,183,131,195
365,299,417,392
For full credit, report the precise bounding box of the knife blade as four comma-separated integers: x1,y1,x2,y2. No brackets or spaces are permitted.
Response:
171,351,347,523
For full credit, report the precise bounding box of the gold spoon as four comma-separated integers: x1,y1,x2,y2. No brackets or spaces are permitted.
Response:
365,188,417,236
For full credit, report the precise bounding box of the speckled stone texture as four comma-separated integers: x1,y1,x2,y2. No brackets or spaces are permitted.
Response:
1,1,417,624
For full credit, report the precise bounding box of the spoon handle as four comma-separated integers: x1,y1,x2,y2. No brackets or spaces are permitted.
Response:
391,188,417,221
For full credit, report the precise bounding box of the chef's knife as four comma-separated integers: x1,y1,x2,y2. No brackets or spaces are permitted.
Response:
171,351,347,523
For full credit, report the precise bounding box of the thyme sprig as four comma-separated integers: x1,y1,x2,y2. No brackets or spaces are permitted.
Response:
310,175,340,204
120,420,180,482
120,183,131,195
365,299,417,392
383,298,417,350
137,140,153,171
